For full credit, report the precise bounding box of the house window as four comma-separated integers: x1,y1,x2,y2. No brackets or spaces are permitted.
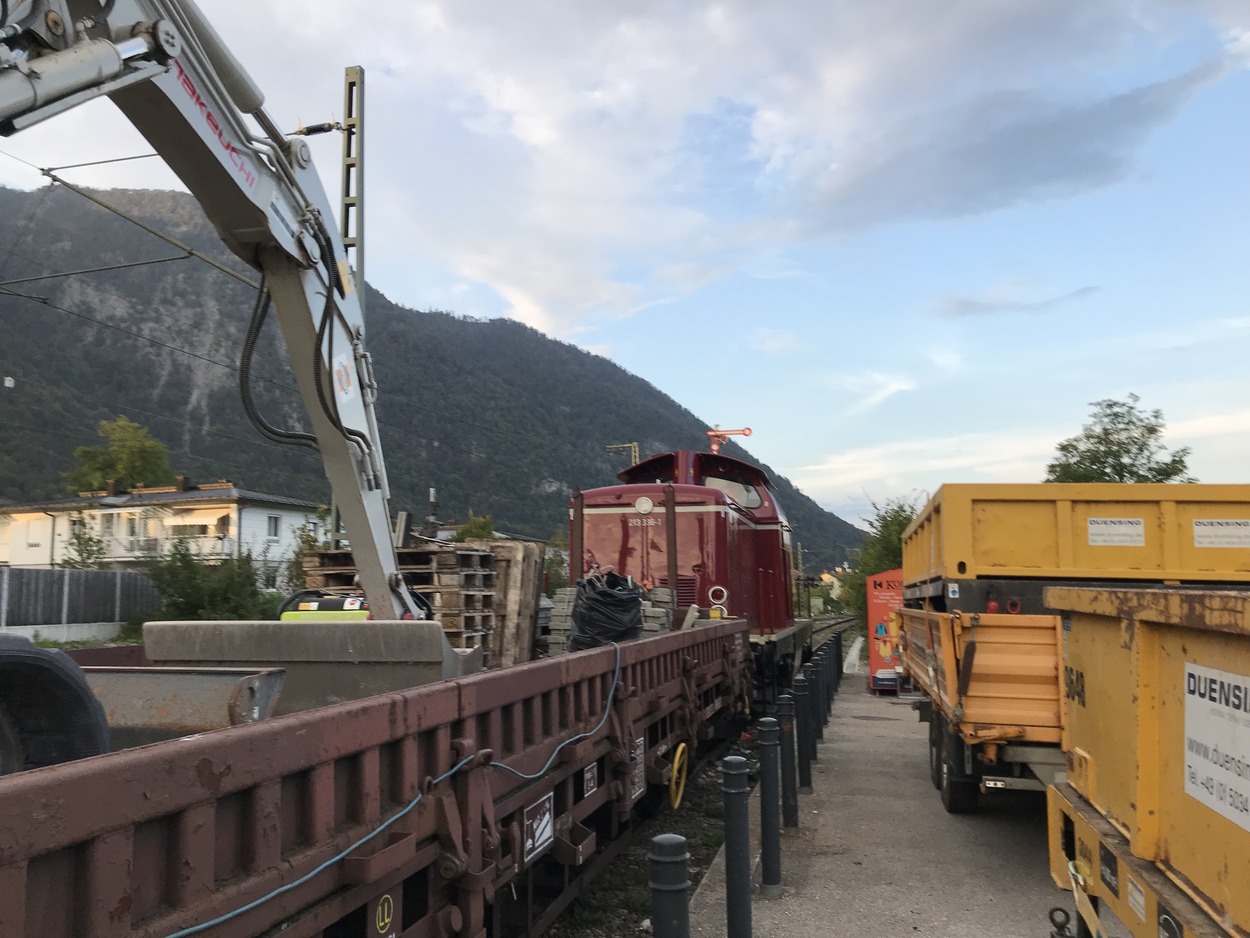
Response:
101,514,115,537
168,524,209,538
126,516,138,538
68,516,86,535
267,515,280,539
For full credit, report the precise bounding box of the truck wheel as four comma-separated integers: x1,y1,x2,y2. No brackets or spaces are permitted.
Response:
928,718,942,789
0,635,110,773
939,726,980,815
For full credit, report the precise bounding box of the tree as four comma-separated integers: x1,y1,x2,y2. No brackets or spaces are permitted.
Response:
840,497,919,630
146,541,278,620
63,416,175,494
62,513,106,569
1044,395,1194,483
449,513,495,542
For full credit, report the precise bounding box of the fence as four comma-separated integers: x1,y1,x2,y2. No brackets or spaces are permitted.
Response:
0,567,161,630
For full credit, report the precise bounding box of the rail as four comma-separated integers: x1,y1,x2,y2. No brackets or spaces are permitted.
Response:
0,619,752,938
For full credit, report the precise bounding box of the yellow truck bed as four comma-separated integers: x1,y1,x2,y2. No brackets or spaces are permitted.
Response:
903,484,1250,600
898,608,1062,744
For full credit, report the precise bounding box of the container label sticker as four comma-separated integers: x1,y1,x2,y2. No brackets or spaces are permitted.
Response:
1193,519,1250,548
1127,878,1145,920
1087,518,1145,547
583,763,597,797
1184,663,1250,834
523,792,554,864
1098,842,1119,897
1157,901,1183,938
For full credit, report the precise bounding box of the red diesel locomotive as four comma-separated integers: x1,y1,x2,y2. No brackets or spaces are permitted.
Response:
569,449,812,690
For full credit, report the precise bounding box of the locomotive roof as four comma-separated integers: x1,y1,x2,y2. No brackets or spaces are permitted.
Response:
618,450,775,489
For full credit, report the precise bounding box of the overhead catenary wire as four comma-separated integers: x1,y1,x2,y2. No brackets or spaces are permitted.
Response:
0,253,191,287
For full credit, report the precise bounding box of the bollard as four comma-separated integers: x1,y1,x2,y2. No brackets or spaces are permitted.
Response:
757,718,782,897
777,695,799,828
834,632,844,693
820,650,830,715
650,834,691,938
804,663,823,744
722,756,753,938
793,676,813,794
816,650,830,721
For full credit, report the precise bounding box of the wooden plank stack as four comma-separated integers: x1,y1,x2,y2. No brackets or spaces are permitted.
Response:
303,545,496,654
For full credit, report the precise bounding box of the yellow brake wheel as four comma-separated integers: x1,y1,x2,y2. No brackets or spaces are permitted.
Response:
669,742,689,809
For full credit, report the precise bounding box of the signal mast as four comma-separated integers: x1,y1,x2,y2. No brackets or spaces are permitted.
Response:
706,425,752,454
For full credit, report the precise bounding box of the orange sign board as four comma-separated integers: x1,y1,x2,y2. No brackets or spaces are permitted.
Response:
866,567,905,691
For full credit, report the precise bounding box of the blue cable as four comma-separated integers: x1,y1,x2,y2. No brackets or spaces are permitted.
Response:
488,641,621,780
164,642,621,937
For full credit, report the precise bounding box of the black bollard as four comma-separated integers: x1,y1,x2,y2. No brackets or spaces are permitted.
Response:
722,756,753,938
649,834,691,938
793,676,813,794
777,695,799,828
834,632,844,692
815,651,829,721
757,718,782,897
822,649,834,716
804,663,823,743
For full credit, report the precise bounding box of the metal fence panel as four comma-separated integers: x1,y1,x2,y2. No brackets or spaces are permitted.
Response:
0,568,160,626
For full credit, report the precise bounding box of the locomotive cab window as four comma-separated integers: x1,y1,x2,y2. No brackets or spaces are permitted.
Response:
705,475,763,508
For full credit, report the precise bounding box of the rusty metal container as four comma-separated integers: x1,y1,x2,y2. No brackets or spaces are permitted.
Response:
1045,586,1250,937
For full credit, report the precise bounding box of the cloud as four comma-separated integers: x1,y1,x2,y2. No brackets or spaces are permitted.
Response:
0,1,1240,340
806,60,1227,233
934,283,1100,317
828,371,916,414
752,328,802,354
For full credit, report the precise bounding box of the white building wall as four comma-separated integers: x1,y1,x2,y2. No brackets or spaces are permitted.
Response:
0,502,317,574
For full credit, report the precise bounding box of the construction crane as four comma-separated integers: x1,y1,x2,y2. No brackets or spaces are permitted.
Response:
706,425,751,454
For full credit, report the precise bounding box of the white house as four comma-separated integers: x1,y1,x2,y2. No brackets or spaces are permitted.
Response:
0,479,321,582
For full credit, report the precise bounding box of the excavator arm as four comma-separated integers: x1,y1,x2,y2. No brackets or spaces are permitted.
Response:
0,0,440,632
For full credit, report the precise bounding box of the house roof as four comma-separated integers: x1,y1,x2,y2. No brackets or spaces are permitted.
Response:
0,487,320,515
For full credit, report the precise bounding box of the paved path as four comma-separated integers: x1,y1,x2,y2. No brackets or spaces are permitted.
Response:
689,688,1070,937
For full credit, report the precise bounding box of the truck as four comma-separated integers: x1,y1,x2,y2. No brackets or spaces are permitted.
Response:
896,483,1250,814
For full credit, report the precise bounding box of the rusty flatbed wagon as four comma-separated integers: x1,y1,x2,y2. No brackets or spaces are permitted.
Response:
0,620,751,938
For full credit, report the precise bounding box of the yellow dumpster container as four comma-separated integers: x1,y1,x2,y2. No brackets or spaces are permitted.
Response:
1044,586,1250,938
904,484,1250,607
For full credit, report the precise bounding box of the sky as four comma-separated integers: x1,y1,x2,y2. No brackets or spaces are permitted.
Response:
1,1,1248,527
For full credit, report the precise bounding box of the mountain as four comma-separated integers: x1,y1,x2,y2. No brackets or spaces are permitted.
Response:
0,186,862,568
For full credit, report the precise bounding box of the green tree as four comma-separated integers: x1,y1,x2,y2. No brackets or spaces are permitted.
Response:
449,513,495,542
840,497,918,629
146,541,278,620
1044,395,1194,483
63,416,175,494
62,513,106,569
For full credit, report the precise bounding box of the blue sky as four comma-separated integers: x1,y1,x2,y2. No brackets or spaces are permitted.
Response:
1,1,1247,525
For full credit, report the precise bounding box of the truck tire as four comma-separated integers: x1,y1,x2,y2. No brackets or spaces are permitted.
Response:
939,724,980,815
928,717,942,789
0,635,110,774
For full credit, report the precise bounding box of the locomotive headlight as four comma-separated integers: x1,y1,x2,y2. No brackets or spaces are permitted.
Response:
708,585,728,605
635,496,654,514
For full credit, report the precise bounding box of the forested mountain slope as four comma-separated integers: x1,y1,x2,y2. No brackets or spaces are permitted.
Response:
0,186,862,568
